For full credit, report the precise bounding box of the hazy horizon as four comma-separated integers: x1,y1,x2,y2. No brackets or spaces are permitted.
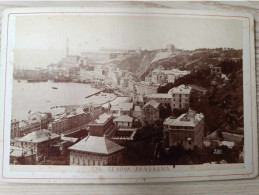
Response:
15,15,243,69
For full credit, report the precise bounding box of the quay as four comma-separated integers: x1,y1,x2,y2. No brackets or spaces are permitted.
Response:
85,90,104,99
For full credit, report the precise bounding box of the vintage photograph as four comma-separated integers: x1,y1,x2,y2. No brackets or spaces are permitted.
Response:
9,13,245,168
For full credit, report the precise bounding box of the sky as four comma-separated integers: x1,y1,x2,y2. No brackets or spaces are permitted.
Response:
14,15,243,69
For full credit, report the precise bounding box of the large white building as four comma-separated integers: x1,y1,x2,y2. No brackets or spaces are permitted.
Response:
168,85,191,110
163,109,204,149
146,68,190,85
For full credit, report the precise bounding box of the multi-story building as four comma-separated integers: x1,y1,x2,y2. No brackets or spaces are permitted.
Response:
135,81,159,96
48,108,91,134
11,119,19,139
163,109,204,150
69,113,124,166
49,117,69,134
28,112,52,129
133,106,143,123
168,85,191,110
67,110,91,130
82,104,103,119
18,119,41,137
114,115,134,128
15,129,60,162
146,69,190,85
143,93,172,107
143,100,161,124
109,103,134,117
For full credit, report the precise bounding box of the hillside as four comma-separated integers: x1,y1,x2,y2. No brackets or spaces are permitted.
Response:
112,48,242,80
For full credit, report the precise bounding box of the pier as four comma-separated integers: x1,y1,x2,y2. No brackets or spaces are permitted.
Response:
85,90,104,99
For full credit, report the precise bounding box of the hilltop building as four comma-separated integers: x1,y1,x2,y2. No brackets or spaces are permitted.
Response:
163,110,204,149
145,68,190,85
210,64,222,76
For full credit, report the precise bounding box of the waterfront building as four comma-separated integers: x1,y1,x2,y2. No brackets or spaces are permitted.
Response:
49,117,69,134
18,119,41,137
69,113,124,166
28,112,52,129
67,109,91,130
15,129,60,162
82,104,103,119
143,100,161,124
168,85,191,110
11,119,20,139
59,55,80,67
163,109,204,150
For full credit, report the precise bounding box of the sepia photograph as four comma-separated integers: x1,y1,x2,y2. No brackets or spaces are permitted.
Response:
0,7,257,183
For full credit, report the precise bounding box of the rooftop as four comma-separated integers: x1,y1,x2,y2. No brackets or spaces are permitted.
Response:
146,93,171,99
68,135,124,155
143,100,160,109
168,84,192,94
114,115,133,123
134,106,142,112
18,129,60,143
118,102,134,111
110,103,133,112
188,84,208,92
93,113,113,124
163,110,204,128
10,146,34,157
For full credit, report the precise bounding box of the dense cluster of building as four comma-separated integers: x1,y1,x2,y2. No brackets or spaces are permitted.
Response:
10,44,242,166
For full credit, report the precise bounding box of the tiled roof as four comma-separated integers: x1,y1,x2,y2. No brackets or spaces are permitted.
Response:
69,136,124,154
18,129,60,143
93,113,113,124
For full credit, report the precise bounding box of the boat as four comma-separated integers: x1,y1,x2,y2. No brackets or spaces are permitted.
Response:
27,78,48,83
52,87,58,89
